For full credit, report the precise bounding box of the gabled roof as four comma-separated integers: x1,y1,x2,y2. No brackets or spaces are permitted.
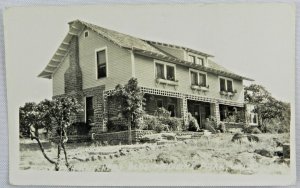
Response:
38,20,253,81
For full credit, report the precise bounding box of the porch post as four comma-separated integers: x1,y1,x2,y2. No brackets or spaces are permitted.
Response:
180,97,188,126
211,102,220,125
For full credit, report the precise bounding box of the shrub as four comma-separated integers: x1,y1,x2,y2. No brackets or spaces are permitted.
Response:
107,117,128,132
154,107,171,118
156,153,178,164
187,113,200,131
67,122,91,136
142,114,161,130
159,117,183,131
155,123,169,133
263,119,290,133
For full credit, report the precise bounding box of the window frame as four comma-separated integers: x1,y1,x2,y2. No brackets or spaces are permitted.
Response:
84,30,89,38
95,47,108,79
154,60,176,81
187,52,206,66
188,55,196,64
218,76,234,92
189,68,208,87
197,57,204,66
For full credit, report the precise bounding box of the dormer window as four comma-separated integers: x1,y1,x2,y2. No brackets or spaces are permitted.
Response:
189,55,196,63
188,53,205,66
197,57,204,66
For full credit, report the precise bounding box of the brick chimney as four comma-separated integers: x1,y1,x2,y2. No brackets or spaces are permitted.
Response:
64,35,83,94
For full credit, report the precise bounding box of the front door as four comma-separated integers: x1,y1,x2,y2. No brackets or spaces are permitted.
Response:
194,104,210,129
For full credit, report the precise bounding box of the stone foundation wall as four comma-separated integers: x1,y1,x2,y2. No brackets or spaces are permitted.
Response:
93,130,154,145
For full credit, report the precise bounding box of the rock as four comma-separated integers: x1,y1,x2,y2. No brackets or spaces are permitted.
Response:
161,133,177,140
254,149,273,158
119,150,126,156
72,156,85,162
247,135,259,142
232,133,248,143
274,151,283,157
156,153,178,164
250,127,262,134
193,163,202,170
23,166,31,170
176,135,192,140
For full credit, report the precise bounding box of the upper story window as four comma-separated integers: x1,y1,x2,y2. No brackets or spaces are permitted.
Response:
84,30,89,38
155,61,176,81
219,77,234,92
197,57,204,66
96,49,107,79
189,55,196,63
190,69,207,87
188,53,206,66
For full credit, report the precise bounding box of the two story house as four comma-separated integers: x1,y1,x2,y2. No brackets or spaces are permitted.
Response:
38,20,254,134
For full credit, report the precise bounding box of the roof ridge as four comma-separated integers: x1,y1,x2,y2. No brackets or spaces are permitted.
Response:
143,39,214,57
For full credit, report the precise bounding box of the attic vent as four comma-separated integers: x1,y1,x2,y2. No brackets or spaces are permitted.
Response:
84,31,89,38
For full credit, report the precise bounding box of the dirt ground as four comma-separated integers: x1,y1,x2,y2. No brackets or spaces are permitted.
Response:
19,133,291,174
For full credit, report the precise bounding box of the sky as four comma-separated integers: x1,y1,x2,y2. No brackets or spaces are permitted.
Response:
4,3,295,111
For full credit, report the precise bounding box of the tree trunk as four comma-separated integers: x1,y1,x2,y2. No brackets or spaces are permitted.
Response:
29,126,56,165
55,143,61,171
61,128,70,170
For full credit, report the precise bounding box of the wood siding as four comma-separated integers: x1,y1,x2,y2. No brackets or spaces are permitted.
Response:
134,54,244,103
79,29,132,90
52,55,69,96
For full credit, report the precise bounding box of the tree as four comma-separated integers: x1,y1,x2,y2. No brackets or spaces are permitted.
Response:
112,78,145,144
19,97,83,170
244,84,290,132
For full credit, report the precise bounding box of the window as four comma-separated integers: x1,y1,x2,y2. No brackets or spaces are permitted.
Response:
197,58,204,66
188,54,205,66
190,71,198,85
86,97,94,124
190,69,207,87
96,49,107,79
84,31,89,38
199,73,206,87
189,55,196,63
156,100,163,108
166,65,175,81
155,61,176,81
156,63,165,79
219,77,234,92
227,80,233,92
220,78,226,91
